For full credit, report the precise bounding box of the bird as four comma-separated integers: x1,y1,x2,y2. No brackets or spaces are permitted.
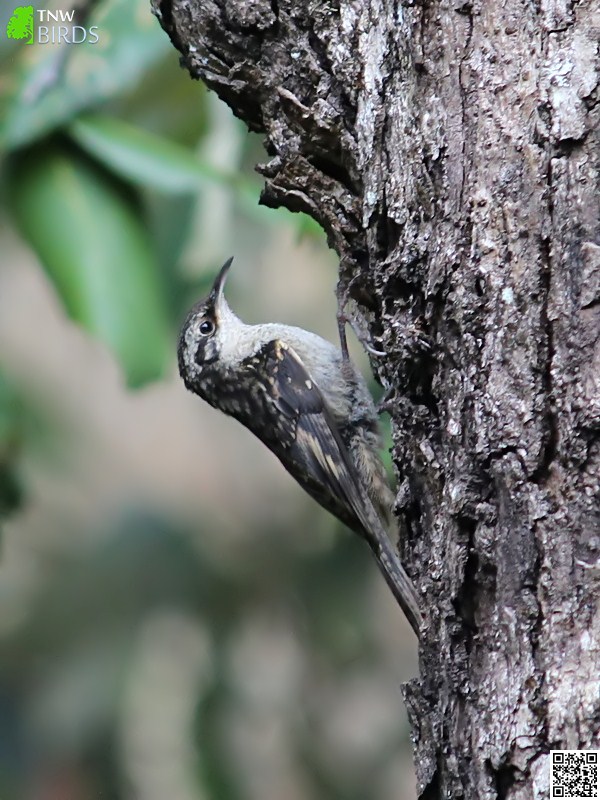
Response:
177,258,423,636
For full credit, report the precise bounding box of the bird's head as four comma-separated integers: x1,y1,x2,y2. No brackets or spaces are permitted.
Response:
177,257,238,389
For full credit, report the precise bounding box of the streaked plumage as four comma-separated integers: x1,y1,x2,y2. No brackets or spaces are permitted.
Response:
178,258,423,635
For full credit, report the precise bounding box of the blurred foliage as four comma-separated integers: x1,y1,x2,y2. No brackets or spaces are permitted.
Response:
0,2,414,799
1,0,172,148
0,0,321,388
1,512,391,800
9,139,171,386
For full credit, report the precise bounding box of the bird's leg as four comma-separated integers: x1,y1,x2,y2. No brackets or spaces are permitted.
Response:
336,280,387,360
353,328,387,358
336,281,351,362
376,386,395,414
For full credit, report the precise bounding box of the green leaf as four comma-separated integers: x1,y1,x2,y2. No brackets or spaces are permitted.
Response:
0,0,172,149
67,115,322,232
8,140,171,387
69,115,326,240
69,114,230,193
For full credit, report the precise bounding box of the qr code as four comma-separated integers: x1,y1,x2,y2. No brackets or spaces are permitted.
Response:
551,751,599,799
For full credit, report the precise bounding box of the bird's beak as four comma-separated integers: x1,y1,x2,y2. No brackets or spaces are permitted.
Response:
208,256,234,310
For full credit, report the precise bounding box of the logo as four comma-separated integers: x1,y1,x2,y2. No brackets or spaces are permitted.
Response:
5,5,99,45
6,5,33,44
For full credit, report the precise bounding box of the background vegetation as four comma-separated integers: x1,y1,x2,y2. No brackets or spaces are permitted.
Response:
0,1,418,798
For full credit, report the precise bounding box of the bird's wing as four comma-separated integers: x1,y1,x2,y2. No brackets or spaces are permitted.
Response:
236,339,423,635
241,339,377,535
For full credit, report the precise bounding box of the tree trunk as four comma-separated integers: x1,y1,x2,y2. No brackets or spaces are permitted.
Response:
152,1,600,796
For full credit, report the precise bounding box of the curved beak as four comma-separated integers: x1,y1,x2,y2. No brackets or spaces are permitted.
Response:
209,257,234,306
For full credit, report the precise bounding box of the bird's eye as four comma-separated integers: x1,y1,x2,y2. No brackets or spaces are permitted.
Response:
199,319,214,336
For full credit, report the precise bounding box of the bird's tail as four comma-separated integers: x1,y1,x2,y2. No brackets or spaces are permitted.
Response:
372,534,424,636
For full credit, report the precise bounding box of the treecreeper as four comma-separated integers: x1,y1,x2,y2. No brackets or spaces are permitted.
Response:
178,258,423,637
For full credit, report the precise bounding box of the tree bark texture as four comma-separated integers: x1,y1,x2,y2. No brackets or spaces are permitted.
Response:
152,1,600,797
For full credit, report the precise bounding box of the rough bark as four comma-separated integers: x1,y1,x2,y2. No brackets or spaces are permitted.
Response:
152,1,600,797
